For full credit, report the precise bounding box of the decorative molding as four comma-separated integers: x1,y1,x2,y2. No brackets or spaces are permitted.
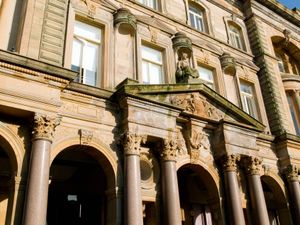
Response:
169,93,224,120
32,114,61,141
79,129,93,145
244,156,262,176
114,8,137,32
222,154,240,172
189,129,210,162
285,165,299,182
149,26,158,43
161,137,177,161
122,132,147,156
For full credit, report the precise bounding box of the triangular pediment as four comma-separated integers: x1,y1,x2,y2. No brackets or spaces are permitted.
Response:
116,80,265,131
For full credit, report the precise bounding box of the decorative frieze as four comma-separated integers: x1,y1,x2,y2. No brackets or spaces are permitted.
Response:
285,165,299,182
222,154,240,172
161,138,177,161
32,114,61,141
123,133,147,156
244,156,262,175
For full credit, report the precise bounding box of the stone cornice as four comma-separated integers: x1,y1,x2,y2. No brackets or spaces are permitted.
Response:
0,50,77,81
254,0,300,28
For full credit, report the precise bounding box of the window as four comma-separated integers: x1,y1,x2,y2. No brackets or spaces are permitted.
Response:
189,5,205,32
197,65,215,89
71,21,101,86
275,52,286,73
286,92,300,135
240,81,258,119
141,45,164,84
138,0,157,10
229,24,244,50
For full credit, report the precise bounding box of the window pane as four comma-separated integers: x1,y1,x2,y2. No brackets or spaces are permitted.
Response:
198,66,214,89
71,39,82,70
240,81,258,119
149,63,162,84
287,94,300,135
189,6,204,32
82,43,98,86
142,46,162,64
142,61,149,84
74,21,101,41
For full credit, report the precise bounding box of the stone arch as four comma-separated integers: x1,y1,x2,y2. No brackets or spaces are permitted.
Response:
261,174,292,225
51,136,119,189
177,163,223,225
0,122,25,176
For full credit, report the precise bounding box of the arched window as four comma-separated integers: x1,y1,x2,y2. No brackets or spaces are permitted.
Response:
274,48,300,75
228,23,245,50
188,3,206,32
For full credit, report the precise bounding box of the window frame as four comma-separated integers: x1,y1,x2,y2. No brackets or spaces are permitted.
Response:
286,91,300,135
71,20,102,86
239,80,259,119
197,64,216,90
188,4,206,32
137,0,159,10
228,24,245,50
141,43,165,84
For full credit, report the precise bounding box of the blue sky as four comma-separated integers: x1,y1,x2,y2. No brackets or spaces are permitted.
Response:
278,0,300,9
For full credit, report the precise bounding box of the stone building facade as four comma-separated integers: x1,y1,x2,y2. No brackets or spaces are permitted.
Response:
0,0,299,225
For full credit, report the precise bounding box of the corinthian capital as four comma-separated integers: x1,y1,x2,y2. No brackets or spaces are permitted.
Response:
244,156,262,176
123,132,147,156
222,154,240,172
285,165,299,182
32,114,61,141
161,138,177,161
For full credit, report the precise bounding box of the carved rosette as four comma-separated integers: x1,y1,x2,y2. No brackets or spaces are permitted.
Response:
161,138,177,161
245,157,262,176
32,114,61,141
222,154,240,172
123,133,147,156
285,165,299,182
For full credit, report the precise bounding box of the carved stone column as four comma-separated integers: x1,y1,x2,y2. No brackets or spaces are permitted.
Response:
245,157,270,225
23,114,60,225
161,138,181,225
285,165,300,224
223,154,246,225
123,133,146,225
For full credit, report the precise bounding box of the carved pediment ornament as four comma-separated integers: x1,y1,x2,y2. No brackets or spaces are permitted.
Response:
244,156,262,176
285,165,299,182
32,114,61,141
176,128,187,156
162,138,177,161
189,129,210,161
123,133,147,156
170,93,223,120
222,154,240,172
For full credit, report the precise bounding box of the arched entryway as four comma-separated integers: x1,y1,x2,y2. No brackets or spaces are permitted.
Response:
261,175,292,225
0,135,17,225
178,164,222,225
47,145,115,225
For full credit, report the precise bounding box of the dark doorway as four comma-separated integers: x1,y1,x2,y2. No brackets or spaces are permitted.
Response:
47,146,107,225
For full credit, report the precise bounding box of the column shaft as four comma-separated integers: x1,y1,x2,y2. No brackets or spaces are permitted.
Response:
248,174,270,225
225,171,246,225
23,139,51,225
161,160,181,225
288,180,300,224
124,155,143,225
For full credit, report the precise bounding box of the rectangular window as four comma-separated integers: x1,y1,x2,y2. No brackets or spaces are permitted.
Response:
71,21,101,86
286,93,300,135
138,0,157,10
197,65,215,90
141,45,164,84
189,6,205,32
240,81,258,119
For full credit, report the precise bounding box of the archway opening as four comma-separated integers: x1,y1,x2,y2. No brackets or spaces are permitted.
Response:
0,144,13,225
178,164,221,225
47,145,111,225
261,176,292,225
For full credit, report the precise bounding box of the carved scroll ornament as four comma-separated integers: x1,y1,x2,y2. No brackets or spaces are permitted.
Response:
123,133,147,156
244,156,262,176
285,165,299,182
189,129,210,161
32,114,61,141
161,138,177,161
222,154,240,172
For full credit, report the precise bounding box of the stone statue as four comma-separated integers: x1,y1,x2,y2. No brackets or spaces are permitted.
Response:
175,52,199,83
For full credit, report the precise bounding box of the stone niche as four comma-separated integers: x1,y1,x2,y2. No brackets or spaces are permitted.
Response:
114,8,137,86
172,32,200,84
